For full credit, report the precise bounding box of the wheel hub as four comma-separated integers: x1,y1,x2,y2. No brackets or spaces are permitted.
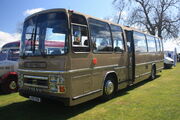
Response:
151,68,155,79
105,80,114,95
9,81,17,90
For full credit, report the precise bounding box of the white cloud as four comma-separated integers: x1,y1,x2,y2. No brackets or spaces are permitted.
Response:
0,31,21,49
24,8,45,16
164,39,180,53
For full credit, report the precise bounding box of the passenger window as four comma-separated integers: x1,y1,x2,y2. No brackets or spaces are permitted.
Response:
146,35,156,52
110,24,124,52
133,32,147,53
89,18,113,52
72,25,88,47
71,14,90,52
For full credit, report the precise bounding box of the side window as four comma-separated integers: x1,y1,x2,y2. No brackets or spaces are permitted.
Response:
110,24,124,52
71,14,90,52
146,35,156,52
72,25,88,47
155,37,160,52
133,32,147,53
89,18,113,52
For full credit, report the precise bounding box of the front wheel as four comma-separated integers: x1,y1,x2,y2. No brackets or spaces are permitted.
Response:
102,76,116,100
1,78,18,93
150,66,156,80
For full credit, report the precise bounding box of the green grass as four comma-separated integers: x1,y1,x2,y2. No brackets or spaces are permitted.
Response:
0,64,180,120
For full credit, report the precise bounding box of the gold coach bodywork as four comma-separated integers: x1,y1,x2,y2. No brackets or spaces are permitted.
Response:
18,9,164,106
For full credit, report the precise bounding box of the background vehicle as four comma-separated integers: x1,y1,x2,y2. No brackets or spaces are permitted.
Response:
164,56,174,69
18,9,164,106
0,41,19,93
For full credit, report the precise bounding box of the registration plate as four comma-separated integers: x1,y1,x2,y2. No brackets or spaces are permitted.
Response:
29,96,41,102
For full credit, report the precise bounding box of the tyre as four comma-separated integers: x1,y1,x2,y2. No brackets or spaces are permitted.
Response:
150,66,156,80
102,76,116,100
1,78,18,93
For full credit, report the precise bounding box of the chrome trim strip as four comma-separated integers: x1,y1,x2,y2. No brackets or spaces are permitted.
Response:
73,89,102,100
135,72,151,78
74,52,90,54
18,64,119,74
24,83,48,89
18,69,66,74
72,74,91,79
136,59,164,66
136,62,150,66
157,67,164,70
68,68,90,73
114,66,127,70
94,64,118,69
24,75,48,80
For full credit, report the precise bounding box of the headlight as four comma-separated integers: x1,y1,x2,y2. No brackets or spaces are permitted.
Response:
57,76,65,84
49,75,65,93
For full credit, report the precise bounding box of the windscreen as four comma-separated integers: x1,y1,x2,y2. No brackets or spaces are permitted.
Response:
20,11,68,56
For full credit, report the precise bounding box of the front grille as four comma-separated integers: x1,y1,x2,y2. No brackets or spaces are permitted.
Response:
23,75,49,88
24,78,48,86
24,62,47,68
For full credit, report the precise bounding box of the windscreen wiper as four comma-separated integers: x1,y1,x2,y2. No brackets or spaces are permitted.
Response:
30,28,35,51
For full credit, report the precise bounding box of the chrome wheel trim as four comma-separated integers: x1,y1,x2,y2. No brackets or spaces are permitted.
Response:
105,80,114,95
9,81,17,90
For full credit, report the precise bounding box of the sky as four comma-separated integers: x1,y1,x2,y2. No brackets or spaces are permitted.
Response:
0,0,179,52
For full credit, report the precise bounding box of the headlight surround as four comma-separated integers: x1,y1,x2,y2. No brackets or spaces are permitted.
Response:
18,73,24,88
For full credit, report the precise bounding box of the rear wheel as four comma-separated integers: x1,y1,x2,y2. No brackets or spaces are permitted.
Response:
150,66,156,80
102,76,116,100
1,78,18,93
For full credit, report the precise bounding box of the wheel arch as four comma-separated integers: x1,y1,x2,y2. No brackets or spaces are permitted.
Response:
1,72,18,83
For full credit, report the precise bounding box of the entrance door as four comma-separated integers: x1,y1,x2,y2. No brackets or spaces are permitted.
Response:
125,30,135,83
70,13,92,98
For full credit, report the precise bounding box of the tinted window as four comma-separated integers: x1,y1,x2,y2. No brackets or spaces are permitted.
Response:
133,32,147,52
146,35,156,52
71,14,87,25
71,14,89,52
110,24,124,52
89,18,112,52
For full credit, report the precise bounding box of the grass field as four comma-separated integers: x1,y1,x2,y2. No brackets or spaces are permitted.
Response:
0,64,180,120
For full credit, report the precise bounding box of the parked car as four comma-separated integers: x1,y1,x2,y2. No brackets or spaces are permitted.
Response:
164,56,174,69
0,41,19,93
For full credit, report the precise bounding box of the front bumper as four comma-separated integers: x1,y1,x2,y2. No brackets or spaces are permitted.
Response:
19,88,70,106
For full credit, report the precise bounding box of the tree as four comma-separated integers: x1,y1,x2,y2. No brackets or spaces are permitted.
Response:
113,0,180,39
112,0,126,24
